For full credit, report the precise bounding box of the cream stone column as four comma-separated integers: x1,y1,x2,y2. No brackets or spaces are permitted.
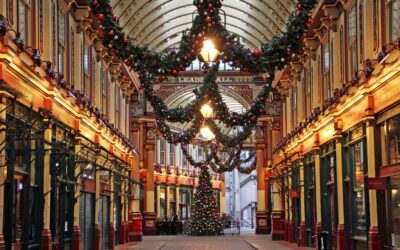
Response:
94,149,101,250
175,185,180,216
156,184,161,218
366,116,381,248
256,143,269,234
271,166,284,240
73,135,82,248
314,151,322,242
41,119,52,249
128,153,143,241
143,143,157,235
335,135,346,250
166,185,172,218
220,182,226,215
0,96,6,248
299,160,306,246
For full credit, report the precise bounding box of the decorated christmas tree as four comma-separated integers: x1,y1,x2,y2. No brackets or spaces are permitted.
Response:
189,166,223,235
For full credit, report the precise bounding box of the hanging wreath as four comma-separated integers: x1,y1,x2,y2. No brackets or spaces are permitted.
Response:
89,0,316,147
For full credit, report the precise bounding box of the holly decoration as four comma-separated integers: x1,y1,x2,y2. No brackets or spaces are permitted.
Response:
89,0,316,146
189,166,224,235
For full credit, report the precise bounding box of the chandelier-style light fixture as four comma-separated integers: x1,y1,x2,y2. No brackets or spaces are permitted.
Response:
200,103,214,118
200,39,219,63
200,126,215,141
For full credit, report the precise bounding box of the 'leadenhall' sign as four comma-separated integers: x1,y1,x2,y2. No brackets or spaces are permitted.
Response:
168,76,257,84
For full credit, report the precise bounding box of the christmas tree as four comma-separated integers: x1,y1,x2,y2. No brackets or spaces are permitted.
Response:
189,166,223,235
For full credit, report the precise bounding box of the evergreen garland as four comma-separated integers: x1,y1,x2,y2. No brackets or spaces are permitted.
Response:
88,0,316,146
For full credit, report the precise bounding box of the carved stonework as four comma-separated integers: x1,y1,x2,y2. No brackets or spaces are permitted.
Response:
224,85,253,104
156,85,187,100
146,128,156,140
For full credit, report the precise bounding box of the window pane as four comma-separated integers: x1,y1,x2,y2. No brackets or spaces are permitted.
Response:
18,1,26,41
391,0,400,42
354,142,367,236
389,115,400,165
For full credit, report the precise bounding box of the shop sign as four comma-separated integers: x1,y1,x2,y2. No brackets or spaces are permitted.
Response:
367,177,387,190
289,190,300,198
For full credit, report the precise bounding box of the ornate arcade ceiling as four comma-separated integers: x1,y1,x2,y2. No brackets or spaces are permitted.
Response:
110,0,295,51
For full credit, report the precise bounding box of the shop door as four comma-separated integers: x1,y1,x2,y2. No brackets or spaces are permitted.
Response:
292,197,301,243
305,161,316,247
321,153,337,250
99,195,110,250
79,192,95,250
114,195,122,246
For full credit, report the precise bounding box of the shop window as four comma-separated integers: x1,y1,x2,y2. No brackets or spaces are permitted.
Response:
348,5,358,78
389,0,400,42
198,147,203,162
57,7,66,75
340,26,345,84
388,176,400,247
377,114,400,166
169,143,175,166
160,187,166,219
160,140,166,166
373,0,379,50
353,142,367,236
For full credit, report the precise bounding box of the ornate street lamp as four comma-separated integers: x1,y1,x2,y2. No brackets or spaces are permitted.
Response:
200,39,219,62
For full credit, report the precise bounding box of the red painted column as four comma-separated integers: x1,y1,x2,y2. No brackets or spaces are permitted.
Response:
72,226,80,250
271,210,285,240
143,143,157,235
337,224,345,250
368,226,381,250
284,220,288,241
109,224,115,249
300,221,306,246
129,212,143,241
315,222,322,248
41,229,52,250
94,224,101,250
288,220,294,243
0,234,4,250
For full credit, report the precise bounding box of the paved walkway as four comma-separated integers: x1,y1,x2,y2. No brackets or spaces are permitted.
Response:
122,232,313,250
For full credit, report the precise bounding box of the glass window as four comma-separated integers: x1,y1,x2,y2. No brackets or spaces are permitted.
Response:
101,66,108,115
389,115,400,164
305,66,313,117
160,187,166,219
18,0,29,43
348,5,358,77
115,87,121,129
323,44,331,99
389,0,400,42
292,86,297,128
377,114,400,166
169,143,175,166
160,140,166,166
70,29,75,85
82,41,90,95
388,176,400,248
58,7,66,75
353,141,367,236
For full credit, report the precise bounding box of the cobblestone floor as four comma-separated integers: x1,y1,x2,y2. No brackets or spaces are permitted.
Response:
123,232,313,250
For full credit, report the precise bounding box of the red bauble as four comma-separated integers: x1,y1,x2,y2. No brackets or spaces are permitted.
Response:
92,0,98,6
123,38,128,43
252,49,261,57
97,13,104,20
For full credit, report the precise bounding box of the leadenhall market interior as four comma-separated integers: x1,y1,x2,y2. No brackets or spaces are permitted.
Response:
0,0,400,249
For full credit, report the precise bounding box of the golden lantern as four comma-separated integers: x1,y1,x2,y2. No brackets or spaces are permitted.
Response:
200,39,219,62
200,126,215,141
200,103,213,118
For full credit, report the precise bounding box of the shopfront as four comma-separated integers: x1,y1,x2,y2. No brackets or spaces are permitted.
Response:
343,125,369,249
320,141,338,250
291,162,301,244
180,187,192,220
77,137,98,250
304,154,316,247
376,109,400,249
50,122,76,250
3,100,44,250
